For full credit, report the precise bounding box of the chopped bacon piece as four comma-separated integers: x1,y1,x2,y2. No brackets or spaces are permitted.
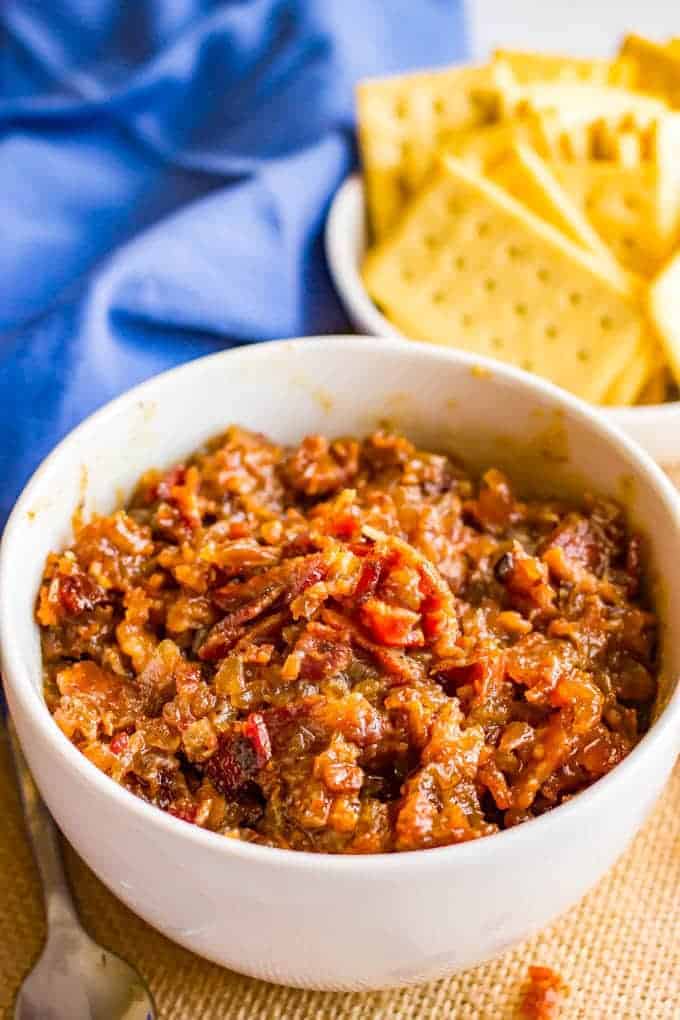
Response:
417,560,458,645
156,464,202,529
288,623,352,682
259,700,318,749
284,436,359,496
434,646,504,701
200,553,329,660
156,465,187,502
58,572,108,616
354,556,384,600
359,598,420,647
466,468,518,532
544,514,604,574
37,564,109,626
204,732,260,797
519,965,567,1020
327,512,358,540
505,545,555,615
243,713,272,768
109,732,129,755
168,802,199,825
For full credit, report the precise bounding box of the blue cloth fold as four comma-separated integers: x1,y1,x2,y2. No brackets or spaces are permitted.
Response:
0,0,467,524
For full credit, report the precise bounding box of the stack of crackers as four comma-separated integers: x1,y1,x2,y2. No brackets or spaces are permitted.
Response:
358,34,680,406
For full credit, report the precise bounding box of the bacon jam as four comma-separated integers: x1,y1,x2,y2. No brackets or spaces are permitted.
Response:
36,428,658,853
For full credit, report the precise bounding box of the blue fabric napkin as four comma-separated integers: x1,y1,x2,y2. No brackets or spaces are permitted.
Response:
0,0,468,525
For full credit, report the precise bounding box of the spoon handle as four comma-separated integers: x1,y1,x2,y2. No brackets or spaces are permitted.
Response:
8,717,81,930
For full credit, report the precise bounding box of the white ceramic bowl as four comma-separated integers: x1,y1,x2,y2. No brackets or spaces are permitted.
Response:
325,175,680,464
2,337,680,991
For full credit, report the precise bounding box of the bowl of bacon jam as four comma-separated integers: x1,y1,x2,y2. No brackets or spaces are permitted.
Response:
37,429,661,851
5,337,679,990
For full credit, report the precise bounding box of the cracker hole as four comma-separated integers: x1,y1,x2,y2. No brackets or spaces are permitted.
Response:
537,267,550,283
622,236,635,249
433,97,445,116
454,254,466,270
395,98,408,119
432,290,445,305
448,198,462,215
521,359,534,371
477,221,490,238
545,324,558,339
515,302,528,317
507,244,522,259
484,278,497,292
577,349,590,361
600,315,614,330
401,267,414,283
424,233,438,251
623,194,639,211
491,337,504,349
461,313,473,327
568,291,582,306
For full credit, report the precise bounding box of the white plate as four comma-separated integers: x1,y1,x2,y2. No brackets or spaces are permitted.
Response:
325,174,680,464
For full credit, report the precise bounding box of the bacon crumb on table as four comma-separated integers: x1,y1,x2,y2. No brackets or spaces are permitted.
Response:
36,428,658,853
519,965,568,1019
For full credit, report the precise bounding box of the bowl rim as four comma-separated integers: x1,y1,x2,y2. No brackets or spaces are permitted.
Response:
325,174,401,341
325,173,680,420
2,334,679,873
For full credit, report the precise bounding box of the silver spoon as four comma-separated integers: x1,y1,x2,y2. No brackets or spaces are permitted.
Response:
9,718,157,1020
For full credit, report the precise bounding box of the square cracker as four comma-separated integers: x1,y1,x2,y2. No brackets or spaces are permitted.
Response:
538,111,680,276
444,122,522,172
356,64,500,240
620,34,680,106
520,110,644,163
489,142,617,264
512,106,679,165
552,161,665,276
363,156,643,404
493,50,634,87
495,79,668,125
552,115,680,279
447,124,614,262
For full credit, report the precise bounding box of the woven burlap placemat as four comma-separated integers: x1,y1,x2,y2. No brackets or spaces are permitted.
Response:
3,470,680,1019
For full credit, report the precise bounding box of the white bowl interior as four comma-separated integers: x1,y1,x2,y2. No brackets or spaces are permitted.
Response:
4,337,680,721
325,176,680,464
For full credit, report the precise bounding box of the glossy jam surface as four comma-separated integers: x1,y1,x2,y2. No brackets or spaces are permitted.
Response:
38,428,657,852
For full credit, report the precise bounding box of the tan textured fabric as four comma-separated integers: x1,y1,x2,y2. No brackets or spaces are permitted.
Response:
0,726,678,1019
3,467,680,1018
